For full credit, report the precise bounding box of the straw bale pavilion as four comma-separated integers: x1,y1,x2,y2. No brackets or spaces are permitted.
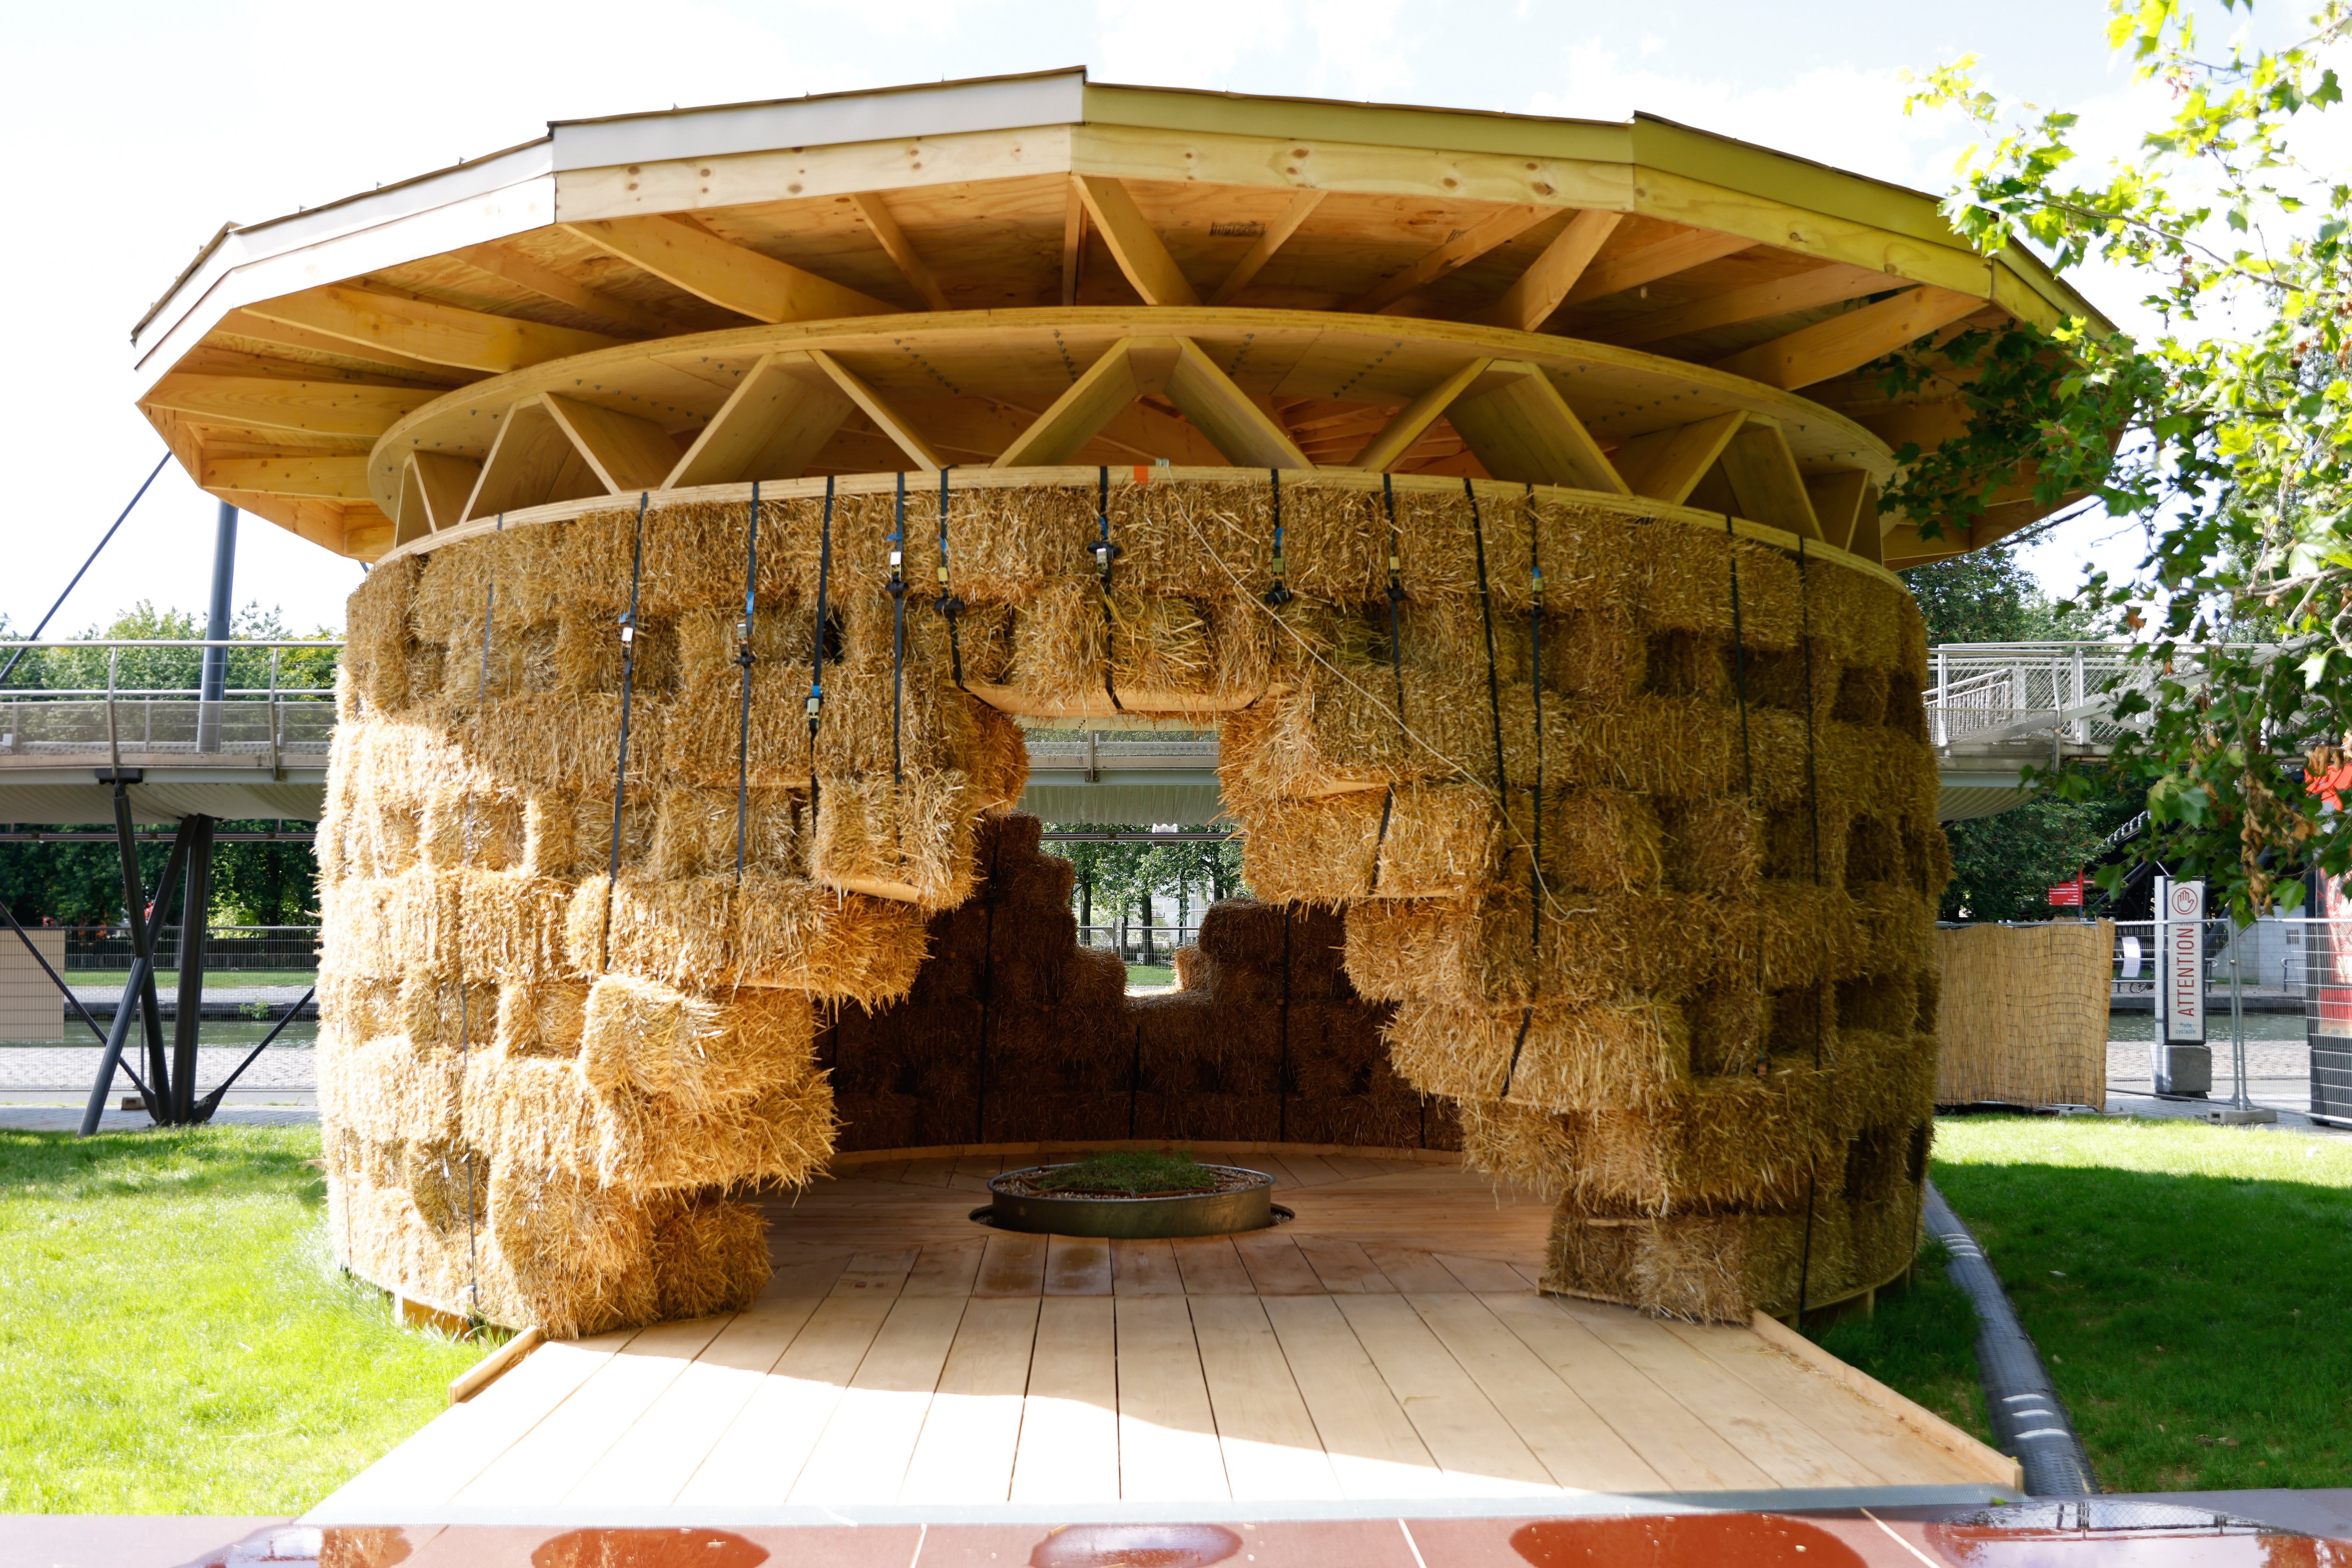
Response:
127,71,2094,1513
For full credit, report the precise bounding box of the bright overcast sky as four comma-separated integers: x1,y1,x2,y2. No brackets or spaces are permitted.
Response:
4,0,2247,638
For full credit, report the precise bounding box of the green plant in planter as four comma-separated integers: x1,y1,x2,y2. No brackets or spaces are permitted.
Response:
1033,1148,1222,1196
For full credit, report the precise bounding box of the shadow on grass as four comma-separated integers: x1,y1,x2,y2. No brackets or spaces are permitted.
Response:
1934,1147,2352,1492
1814,1236,1997,1447
0,1124,325,1207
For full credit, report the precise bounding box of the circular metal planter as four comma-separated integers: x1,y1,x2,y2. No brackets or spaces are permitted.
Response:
985,1165,1276,1238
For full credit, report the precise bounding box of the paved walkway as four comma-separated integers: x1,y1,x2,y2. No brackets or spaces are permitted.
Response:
0,1045,314,1091
0,1105,319,1131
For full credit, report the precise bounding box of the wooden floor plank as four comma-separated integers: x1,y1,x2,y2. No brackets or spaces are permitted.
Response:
1550,1296,1880,1488
1259,1295,1451,1499
1362,1244,1470,1295
1295,1237,1396,1294
1404,1292,1667,1493
1250,1154,1305,1189
903,1241,985,1298
759,1257,853,1299
1431,1252,1534,1293
1279,1153,1347,1186
1477,1292,1778,1492
1331,1295,1558,1496
900,1158,960,1187
1172,1236,1256,1295
1111,1238,1186,1296
1043,1234,1114,1296
461,1317,726,1506
1233,1229,1327,1295
789,1296,968,1503
1114,1297,1231,1501
974,1231,1047,1298
1320,1154,1390,1181
311,1330,638,1514
832,1250,918,1297
565,1295,830,1505
675,1294,897,1505
1187,1295,1344,1502
899,1297,1041,1504
954,1154,1006,1181
1009,1296,1119,1502
1665,1321,1965,1483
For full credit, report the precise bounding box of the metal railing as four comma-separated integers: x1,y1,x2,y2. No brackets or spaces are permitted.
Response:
62,925,321,972
1920,641,2285,755
1025,734,1221,775
0,640,339,772
1079,923,1204,963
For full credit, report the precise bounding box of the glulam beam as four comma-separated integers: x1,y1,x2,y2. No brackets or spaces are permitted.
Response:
1480,211,1623,333
449,243,680,335
1713,285,1984,391
1346,206,1552,315
242,285,625,373
562,215,899,324
1715,418,1821,539
992,336,1309,468
850,192,952,311
1560,230,1756,311
542,394,681,493
1601,262,1895,349
1610,411,1747,505
143,374,437,437
1207,189,1327,307
1072,176,1201,307
201,454,372,500
1444,360,1628,492
666,351,856,487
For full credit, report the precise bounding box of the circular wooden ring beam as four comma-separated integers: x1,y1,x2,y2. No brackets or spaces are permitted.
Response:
366,307,1897,553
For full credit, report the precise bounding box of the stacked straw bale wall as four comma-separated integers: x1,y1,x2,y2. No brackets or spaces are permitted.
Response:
322,471,1945,1331
1933,921,2111,1109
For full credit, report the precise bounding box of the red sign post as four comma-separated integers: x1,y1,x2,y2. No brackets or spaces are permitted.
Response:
2047,876,2084,908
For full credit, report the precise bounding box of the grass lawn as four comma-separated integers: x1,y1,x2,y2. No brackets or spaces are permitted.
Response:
70,970,319,991
1125,964,1175,988
1822,1116,2352,1492
0,1124,483,1513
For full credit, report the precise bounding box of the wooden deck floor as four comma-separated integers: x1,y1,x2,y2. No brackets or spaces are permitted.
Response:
315,1148,2007,1520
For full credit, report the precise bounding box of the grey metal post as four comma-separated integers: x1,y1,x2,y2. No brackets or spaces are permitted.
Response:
198,502,237,753
2232,936,2249,1111
169,815,215,1123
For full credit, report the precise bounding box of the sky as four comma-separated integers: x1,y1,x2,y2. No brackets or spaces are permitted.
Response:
0,0,2273,638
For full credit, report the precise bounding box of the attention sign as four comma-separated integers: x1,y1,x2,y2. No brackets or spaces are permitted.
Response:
2164,878,2205,1044
2048,877,2084,907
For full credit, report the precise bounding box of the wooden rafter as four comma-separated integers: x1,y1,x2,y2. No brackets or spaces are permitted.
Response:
667,351,857,487
1480,211,1623,333
1346,206,1552,316
541,394,681,493
561,215,899,324
1804,469,1874,553
1712,285,1984,391
1061,182,1088,308
242,285,626,374
1715,419,1821,539
1443,360,1628,492
1600,262,1896,349
1351,359,1491,471
1560,230,1756,310
805,349,947,471
449,243,680,335
201,454,372,500
395,452,480,544
993,337,1309,468
1207,189,1327,307
215,310,480,384
1610,411,1747,504
850,192,952,312
461,398,604,522
1072,176,1201,307
143,374,437,437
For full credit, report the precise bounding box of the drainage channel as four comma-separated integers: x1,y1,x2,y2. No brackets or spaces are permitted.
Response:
1923,1181,2098,1496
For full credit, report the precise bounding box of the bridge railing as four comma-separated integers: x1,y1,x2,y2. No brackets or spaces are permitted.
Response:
0,640,340,770
1923,642,2175,751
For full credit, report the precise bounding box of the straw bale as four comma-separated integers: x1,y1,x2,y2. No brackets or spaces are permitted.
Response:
1543,1205,1849,1323
1131,1091,1281,1143
649,786,804,880
663,667,814,789
809,768,977,908
344,554,423,713
578,974,817,1104
416,791,523,871
1172,945,1212,990
497,980,590,1058
649,1196,771,1321
317,1035,465,1147
1553,1069,1835,1214
470,694,668,793
393,974,501,1050
1344,890,1729,1010
1242,784,1497,904
459,872,576,982
1385,996,1689,1114
731,875,931,1002
1285,1094,1427,1148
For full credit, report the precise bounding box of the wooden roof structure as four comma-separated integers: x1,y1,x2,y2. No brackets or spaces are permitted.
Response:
128,69,2106,570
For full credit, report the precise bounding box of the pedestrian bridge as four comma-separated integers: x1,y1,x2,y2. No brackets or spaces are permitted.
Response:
0,639,2184,830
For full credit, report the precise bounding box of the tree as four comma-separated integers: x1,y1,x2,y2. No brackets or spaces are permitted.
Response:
1901,0,2352,920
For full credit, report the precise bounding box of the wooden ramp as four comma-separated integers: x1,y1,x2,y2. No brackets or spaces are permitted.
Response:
313,1148,2012,1522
